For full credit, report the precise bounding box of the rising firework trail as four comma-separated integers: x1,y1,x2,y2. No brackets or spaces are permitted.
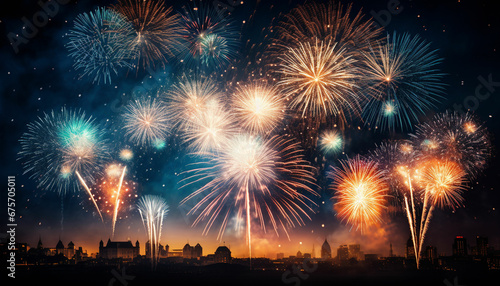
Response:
137,195,169,270
112,166,127,238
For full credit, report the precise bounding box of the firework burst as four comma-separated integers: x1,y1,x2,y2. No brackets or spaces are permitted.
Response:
19,108,109,225
232,83,285,135
318,130,343,155
411,111,491,178
178,3,238,69
19,108,109,195
182,102,238,154
181,134,318,258
66,7,136,84
167,77,222,132
122,97,170,146
419,159,467,210
361,32,446,131
273,0,381,58
277,40,360,124
137,195,169,269
111,0,182,70
328,156,390,232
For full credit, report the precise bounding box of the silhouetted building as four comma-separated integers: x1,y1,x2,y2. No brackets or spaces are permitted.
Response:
476,236,488,256
30,238,80,259
296,251,303,258
337,245,349,261
453,236,468,257
425,245,437,262
37,236,43,249
183,243,194,258
99,239,139,260
365,254,379,261
52,239,75,258
321,239,331,259
194,243,203,258
55,239,64,254
214,246,231,263
277,253,284,259
348,244,361,260
406,238,415,259
158,244,168,258
182,243,203,259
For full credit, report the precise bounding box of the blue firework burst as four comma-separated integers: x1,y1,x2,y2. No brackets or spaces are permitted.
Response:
66,7,137,84
361,32,446,131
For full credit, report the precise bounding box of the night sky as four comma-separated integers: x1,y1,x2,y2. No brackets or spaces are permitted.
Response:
1,0,499,258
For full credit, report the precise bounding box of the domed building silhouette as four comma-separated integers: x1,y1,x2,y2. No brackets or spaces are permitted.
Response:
214,245,231,263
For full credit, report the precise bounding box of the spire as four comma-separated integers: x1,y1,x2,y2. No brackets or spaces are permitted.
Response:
37,235,43,249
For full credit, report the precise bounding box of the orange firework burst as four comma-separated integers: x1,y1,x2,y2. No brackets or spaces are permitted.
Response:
96,164,137,237
232,82,285,135
277,40,360,124
420,159,467,210
329,156,390,232
112,0,182,70
273,0,381,57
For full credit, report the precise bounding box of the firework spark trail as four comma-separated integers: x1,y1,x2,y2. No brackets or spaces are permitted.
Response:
137,195,169,270
418,189,430,254
111,166,127,238
245,182,252,261
414,159,467,264
75,170,104,222
404,170,420,268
